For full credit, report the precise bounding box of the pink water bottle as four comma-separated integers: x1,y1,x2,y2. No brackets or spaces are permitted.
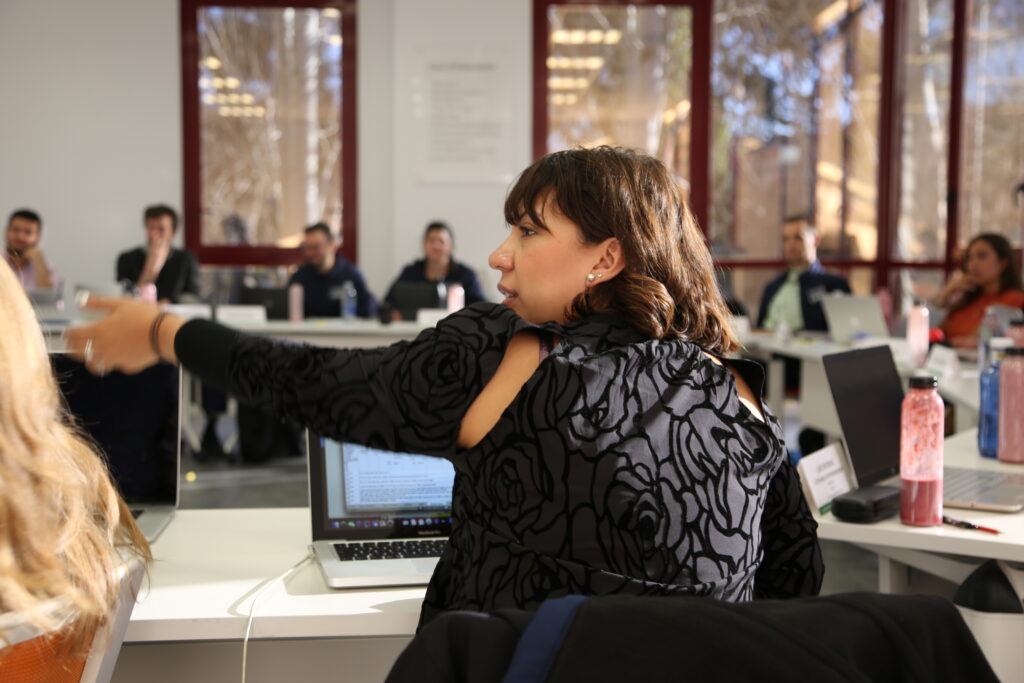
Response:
906,301,929,369
997,348,1024,464
288,283,304,322
446,283,465,313
1008,321,1024,348
900,375,944,526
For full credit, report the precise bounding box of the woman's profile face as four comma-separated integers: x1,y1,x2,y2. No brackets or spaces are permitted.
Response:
964,239,1006,289
423,229,453,263
489,194,606,324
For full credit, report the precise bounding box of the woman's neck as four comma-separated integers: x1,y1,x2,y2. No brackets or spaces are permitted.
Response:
981,280,1001,295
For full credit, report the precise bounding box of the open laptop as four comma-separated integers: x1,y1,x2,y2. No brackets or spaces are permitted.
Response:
822,295,890,342
822,346,1024,512
307,433,455,588
240,286,289,320
51,354,182,541
389,282,445,321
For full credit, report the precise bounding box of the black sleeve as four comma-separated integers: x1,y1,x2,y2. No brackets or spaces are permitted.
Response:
174,304,520,457
116,251,136,285
754,458,824,599
181,251,201,298
460,265,487,305
756,281,773,328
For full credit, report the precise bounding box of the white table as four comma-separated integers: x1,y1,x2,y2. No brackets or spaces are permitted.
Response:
815,429,1024,594
741,333,981,435
232,318,427,349
113,508,422,683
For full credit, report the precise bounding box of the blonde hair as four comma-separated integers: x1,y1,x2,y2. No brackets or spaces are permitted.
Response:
0,259,151,654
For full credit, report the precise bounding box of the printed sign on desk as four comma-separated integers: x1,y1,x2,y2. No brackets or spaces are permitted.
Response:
796,442,855,513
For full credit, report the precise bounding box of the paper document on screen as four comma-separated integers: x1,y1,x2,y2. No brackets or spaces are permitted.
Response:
342,444,455,512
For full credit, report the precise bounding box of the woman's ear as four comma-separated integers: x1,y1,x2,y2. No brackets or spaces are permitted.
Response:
590,238,626,282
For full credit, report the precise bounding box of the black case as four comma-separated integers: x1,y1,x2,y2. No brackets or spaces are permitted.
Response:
831,485,900,523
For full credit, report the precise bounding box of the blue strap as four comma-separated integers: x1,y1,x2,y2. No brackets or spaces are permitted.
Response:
502,595,589,683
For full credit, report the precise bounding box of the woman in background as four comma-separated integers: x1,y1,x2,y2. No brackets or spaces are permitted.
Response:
0,259,150,676
384,221,487,313
937,233,1024,348
68,147,821,627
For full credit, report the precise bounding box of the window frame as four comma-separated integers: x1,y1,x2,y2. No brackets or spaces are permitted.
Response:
180,0,358,266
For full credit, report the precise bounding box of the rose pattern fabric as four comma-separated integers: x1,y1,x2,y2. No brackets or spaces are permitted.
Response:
225,302,823,626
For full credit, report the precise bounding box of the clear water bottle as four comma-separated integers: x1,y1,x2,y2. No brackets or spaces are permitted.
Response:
340,280,358,318
900,375,944,526
997,348,1024,464
906,301,930,369
979,337,1013,459
978,306,1000,372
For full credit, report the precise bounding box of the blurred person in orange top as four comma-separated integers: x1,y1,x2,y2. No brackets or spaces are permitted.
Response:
0,258,150,678
936,233,1024,348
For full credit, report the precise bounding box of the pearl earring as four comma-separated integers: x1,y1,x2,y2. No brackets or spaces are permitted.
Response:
587,272,603,283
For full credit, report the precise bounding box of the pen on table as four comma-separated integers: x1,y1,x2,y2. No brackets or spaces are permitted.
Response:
942,515,1001,535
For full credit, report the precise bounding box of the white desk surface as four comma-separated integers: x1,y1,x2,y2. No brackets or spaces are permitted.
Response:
127,508,425,643
815,429,1024,562
233,318,426,337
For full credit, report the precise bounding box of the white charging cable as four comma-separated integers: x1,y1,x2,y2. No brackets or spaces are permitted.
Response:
241,552,314,683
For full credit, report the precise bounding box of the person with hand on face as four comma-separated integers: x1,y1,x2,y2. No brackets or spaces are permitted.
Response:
757,214,851,333
288,222,377,318
67,147,822,628
4,208,57,290
116,205,200,304
384,221,486,313
938,233,1024,348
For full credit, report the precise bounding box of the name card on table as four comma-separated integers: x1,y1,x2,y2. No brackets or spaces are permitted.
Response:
796,442,854,513
925,345,961,379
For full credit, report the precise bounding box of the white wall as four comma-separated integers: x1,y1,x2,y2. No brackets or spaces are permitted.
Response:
0,0,182,290
0,0,532,301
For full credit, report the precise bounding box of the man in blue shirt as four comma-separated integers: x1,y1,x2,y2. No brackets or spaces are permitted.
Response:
289,223,377,318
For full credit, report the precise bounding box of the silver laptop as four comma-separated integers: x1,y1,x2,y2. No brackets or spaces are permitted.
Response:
822,295,890,342
307,434,454,588
823,346,1024,512
52,354,181,541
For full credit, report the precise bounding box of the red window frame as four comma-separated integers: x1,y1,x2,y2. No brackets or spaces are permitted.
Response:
180,0,358,266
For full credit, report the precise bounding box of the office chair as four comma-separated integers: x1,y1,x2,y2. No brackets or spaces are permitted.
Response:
0,558,145,683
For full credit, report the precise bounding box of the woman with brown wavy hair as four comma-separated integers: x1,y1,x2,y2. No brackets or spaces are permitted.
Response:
0,259,150,676
68,146,821,627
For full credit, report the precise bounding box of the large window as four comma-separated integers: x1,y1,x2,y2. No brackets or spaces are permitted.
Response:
534,0,711,229
181,1,356,266
534,1,1023,319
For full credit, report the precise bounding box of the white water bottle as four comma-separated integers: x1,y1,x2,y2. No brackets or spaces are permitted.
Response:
446,283,465,313
906,301,929,369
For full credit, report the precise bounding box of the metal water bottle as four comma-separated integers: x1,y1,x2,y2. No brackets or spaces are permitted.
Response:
997,348,1024,464
979,338,1013,459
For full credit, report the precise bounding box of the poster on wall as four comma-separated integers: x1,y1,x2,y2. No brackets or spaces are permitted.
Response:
411,47,516,184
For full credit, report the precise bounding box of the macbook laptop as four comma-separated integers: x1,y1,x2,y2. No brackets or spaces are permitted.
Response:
389,282,445,321
822,295,890,342
240,286,290,320
307,434,455,588
822,346,1024,512
52,354,182,541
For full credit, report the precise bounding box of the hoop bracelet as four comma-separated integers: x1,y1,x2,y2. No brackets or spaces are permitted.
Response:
150,312,169,361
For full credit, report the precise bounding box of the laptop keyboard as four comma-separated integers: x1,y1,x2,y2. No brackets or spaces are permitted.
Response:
333,539,447,561
944,467,1024,499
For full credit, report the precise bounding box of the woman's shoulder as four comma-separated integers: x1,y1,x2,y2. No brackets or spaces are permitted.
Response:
998,289,1024,307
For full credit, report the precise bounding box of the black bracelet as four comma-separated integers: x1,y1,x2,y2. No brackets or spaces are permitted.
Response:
150,311,169,361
